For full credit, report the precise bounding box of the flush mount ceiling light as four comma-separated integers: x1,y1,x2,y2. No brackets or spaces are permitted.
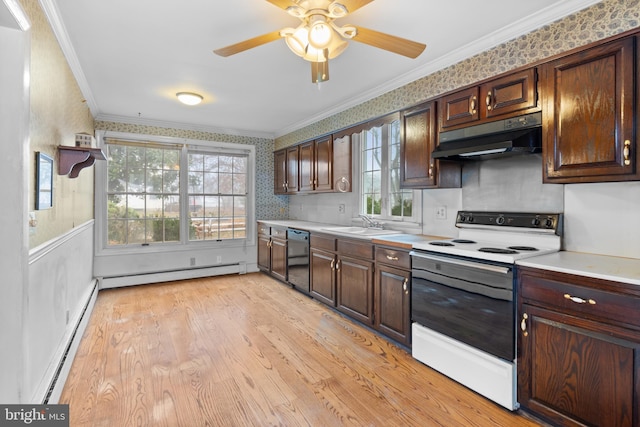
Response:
213,0,426,84
176,92,203,105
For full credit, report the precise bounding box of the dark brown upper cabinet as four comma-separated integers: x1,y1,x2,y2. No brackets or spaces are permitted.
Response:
401,101,461,189
439,67,539,130
299,136,333,192
273,145,299,194
541,36,638,183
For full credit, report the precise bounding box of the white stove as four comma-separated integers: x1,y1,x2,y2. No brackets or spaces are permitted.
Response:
410,211,562,410
412,211,562,263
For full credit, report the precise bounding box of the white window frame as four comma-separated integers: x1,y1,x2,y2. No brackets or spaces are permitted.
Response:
94,130,256,256
354,119,422,229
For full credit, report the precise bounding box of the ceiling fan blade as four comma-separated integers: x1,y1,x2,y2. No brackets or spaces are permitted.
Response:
352,26,426,58
213,31,283,57
264,0,299,11
336,0,374,14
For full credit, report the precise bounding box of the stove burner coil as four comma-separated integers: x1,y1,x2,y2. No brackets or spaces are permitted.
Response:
507,246,538,251
478,247,519,254
452,239,476,244
429,241,455,247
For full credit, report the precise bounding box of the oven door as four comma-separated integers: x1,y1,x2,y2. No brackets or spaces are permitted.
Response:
411,251,515,361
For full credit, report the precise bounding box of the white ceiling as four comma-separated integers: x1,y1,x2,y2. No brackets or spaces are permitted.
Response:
44,0,600,138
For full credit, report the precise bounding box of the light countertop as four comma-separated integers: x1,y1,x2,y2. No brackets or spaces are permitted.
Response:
259,220,640,285
517,252,640,286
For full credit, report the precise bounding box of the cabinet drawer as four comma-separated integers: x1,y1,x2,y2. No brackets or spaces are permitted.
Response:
311,234,337,252
375,246,411,270
270,226,287,238
520,271,640,329
338,239,374,260
257,222,270,235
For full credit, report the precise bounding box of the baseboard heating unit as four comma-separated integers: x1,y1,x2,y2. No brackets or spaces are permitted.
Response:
99,263,246,289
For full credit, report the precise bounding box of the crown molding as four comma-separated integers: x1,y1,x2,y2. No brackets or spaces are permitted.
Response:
39,0,99,116
95,113,275,140
274,0,602,138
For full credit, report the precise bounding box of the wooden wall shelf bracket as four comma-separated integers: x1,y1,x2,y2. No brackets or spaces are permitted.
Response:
58,146,106,178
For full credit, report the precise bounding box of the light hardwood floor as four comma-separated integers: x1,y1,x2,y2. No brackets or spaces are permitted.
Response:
60,273,541,426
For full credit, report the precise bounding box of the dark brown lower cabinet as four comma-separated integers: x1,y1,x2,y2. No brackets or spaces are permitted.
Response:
375,264,410,346
518,267,640,427
336,255,374,326
310,248,336,306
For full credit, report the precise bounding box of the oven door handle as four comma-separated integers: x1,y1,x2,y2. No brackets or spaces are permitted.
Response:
410,251,511,275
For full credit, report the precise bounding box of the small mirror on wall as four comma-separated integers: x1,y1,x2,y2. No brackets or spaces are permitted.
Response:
36,152,53,210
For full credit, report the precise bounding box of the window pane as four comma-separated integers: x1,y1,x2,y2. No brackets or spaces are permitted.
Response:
189,171,203,193
219,173,233,194
204,172,218,193
106,142,181,245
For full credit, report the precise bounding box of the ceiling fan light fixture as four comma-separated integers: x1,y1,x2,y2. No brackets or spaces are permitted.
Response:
328,2,348,18
308,15,332,49
285,5,306,18
282,25,309,57
176,92,203,106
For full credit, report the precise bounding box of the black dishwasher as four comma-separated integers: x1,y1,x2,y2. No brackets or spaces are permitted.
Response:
287,229,310,294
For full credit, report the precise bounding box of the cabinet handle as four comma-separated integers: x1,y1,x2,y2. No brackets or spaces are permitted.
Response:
428,163,434,178
564,293,596,305
330,259,335,270
336,259,341,271
402,278,408,295
470,96,477,114
485,93,492,110
623,140,631,166
521,313,528,337
386,255,399,261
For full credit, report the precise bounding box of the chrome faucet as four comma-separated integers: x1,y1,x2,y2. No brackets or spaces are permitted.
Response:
359,214,383,229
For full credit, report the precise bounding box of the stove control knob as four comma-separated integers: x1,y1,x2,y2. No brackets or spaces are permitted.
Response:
544,218,554,228
496,216,505,225
531,218,541,227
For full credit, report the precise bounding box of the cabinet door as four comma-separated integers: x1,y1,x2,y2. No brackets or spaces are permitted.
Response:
299,141,315,192
519,304,640,427
257,235,271,271
310,248,336,306
286,145,299,193
336,256,374,325
439,86,479,129
542,37,637,183
273,150,287,194
375,264,411,346
332,134,352,192
314,136,333,192
270,237,287,282
480,67,538,119
401,101,436,187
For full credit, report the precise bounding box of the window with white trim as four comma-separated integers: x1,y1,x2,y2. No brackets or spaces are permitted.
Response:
103,137,251,248
359,118,420,223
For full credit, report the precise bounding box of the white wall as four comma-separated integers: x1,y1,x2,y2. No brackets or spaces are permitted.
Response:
26,223,96,402
0,1,30,403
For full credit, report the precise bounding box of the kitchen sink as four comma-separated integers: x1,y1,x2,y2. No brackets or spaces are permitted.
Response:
321,226,401,236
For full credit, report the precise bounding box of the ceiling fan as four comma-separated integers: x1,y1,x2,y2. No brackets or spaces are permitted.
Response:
213,0,426,83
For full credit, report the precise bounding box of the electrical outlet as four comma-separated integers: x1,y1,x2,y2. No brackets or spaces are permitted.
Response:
216,255,222,263
190,257,196,266
338,204,345,213
436,206,447,220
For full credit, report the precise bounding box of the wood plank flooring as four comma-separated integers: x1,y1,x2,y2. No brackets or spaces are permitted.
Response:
60,273,542,426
